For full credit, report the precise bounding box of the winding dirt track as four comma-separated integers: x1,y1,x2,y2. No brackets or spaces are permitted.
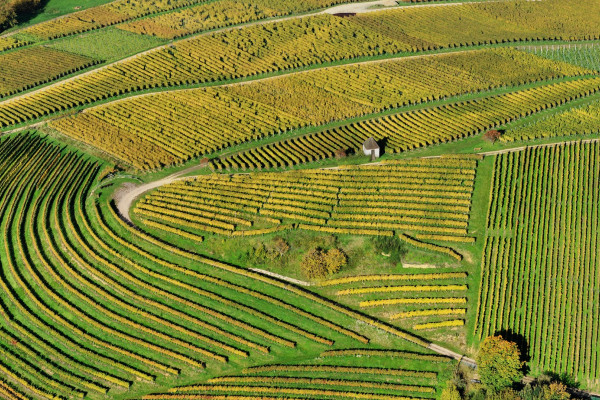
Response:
114,164,204,221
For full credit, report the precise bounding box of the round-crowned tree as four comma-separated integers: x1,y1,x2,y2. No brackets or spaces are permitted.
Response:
301,248,347,279
477,335,524,393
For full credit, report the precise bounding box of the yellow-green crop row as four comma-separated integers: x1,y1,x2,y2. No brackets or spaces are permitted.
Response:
360,297,467,308
413,319,465,330
390,308,467,320
318,272,468,287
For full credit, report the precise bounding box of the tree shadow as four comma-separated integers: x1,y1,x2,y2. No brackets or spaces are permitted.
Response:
494,329,531,374
542,371,581,389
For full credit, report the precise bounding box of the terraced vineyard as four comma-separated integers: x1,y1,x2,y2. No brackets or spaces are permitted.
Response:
0,37,29,52
50,49,594,169
0,47,100,98
0,0,363,101
19,0,207,40
140,349,453,399
475,142,600,384
134,157,478,241
117,0,363,39
316,272,469,338
0,132,450,398
2,0,600,396
523,44,600,72
2,0,600,129
214,77,600,170
502,96,600,142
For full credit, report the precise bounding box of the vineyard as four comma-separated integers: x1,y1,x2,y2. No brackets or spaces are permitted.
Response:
19,0,207,40
134,156,478,242
1,0,600,396
474,142,600,384
502,96,600,142
49,48,593,169
0,37,28,52
117,0,282,39
213,77,600,170
0,47,100,98
0,131,453,398
117,0,363,39
1,0,600,128
10,0,364,42
47,28,166,61
523,44,600,72
140,349,453,399
315,272,470,342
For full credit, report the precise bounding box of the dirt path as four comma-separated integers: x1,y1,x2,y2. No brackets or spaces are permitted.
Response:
113,164,205,222
428,343,477,367
114,135,600,223
249,268,313,286
324,0,466,14
478,137,600,156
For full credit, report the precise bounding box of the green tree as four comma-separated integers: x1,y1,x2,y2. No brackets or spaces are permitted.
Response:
0,3,16,29
477,336,524,393
323,248,347,275
0,0,43,31
301,247,347,279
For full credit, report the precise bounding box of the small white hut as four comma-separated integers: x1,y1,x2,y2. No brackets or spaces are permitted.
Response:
362,137,380,160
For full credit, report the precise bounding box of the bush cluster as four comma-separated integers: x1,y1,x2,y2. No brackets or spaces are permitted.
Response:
301,248,347,279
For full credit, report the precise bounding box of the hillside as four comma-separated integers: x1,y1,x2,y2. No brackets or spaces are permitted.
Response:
0,0,599,399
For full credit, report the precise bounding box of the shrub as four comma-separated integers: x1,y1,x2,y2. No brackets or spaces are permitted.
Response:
440,382,462,400
372,235,406,263
334,149,347,159
301,248,347,279
248,237,290,263
271,237,290,257
542,383,570,400
484,129,502,143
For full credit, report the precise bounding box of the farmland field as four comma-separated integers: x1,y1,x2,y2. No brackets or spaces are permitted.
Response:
0,47,100,98
50,49,596,169
1,0,600,398
2,0,600,128
475,142,600,385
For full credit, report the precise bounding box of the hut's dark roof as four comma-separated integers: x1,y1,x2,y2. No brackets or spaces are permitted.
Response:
363,137,379,150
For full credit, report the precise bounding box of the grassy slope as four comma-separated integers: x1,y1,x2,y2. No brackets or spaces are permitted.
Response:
47,28,166,62
3,0,115,33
